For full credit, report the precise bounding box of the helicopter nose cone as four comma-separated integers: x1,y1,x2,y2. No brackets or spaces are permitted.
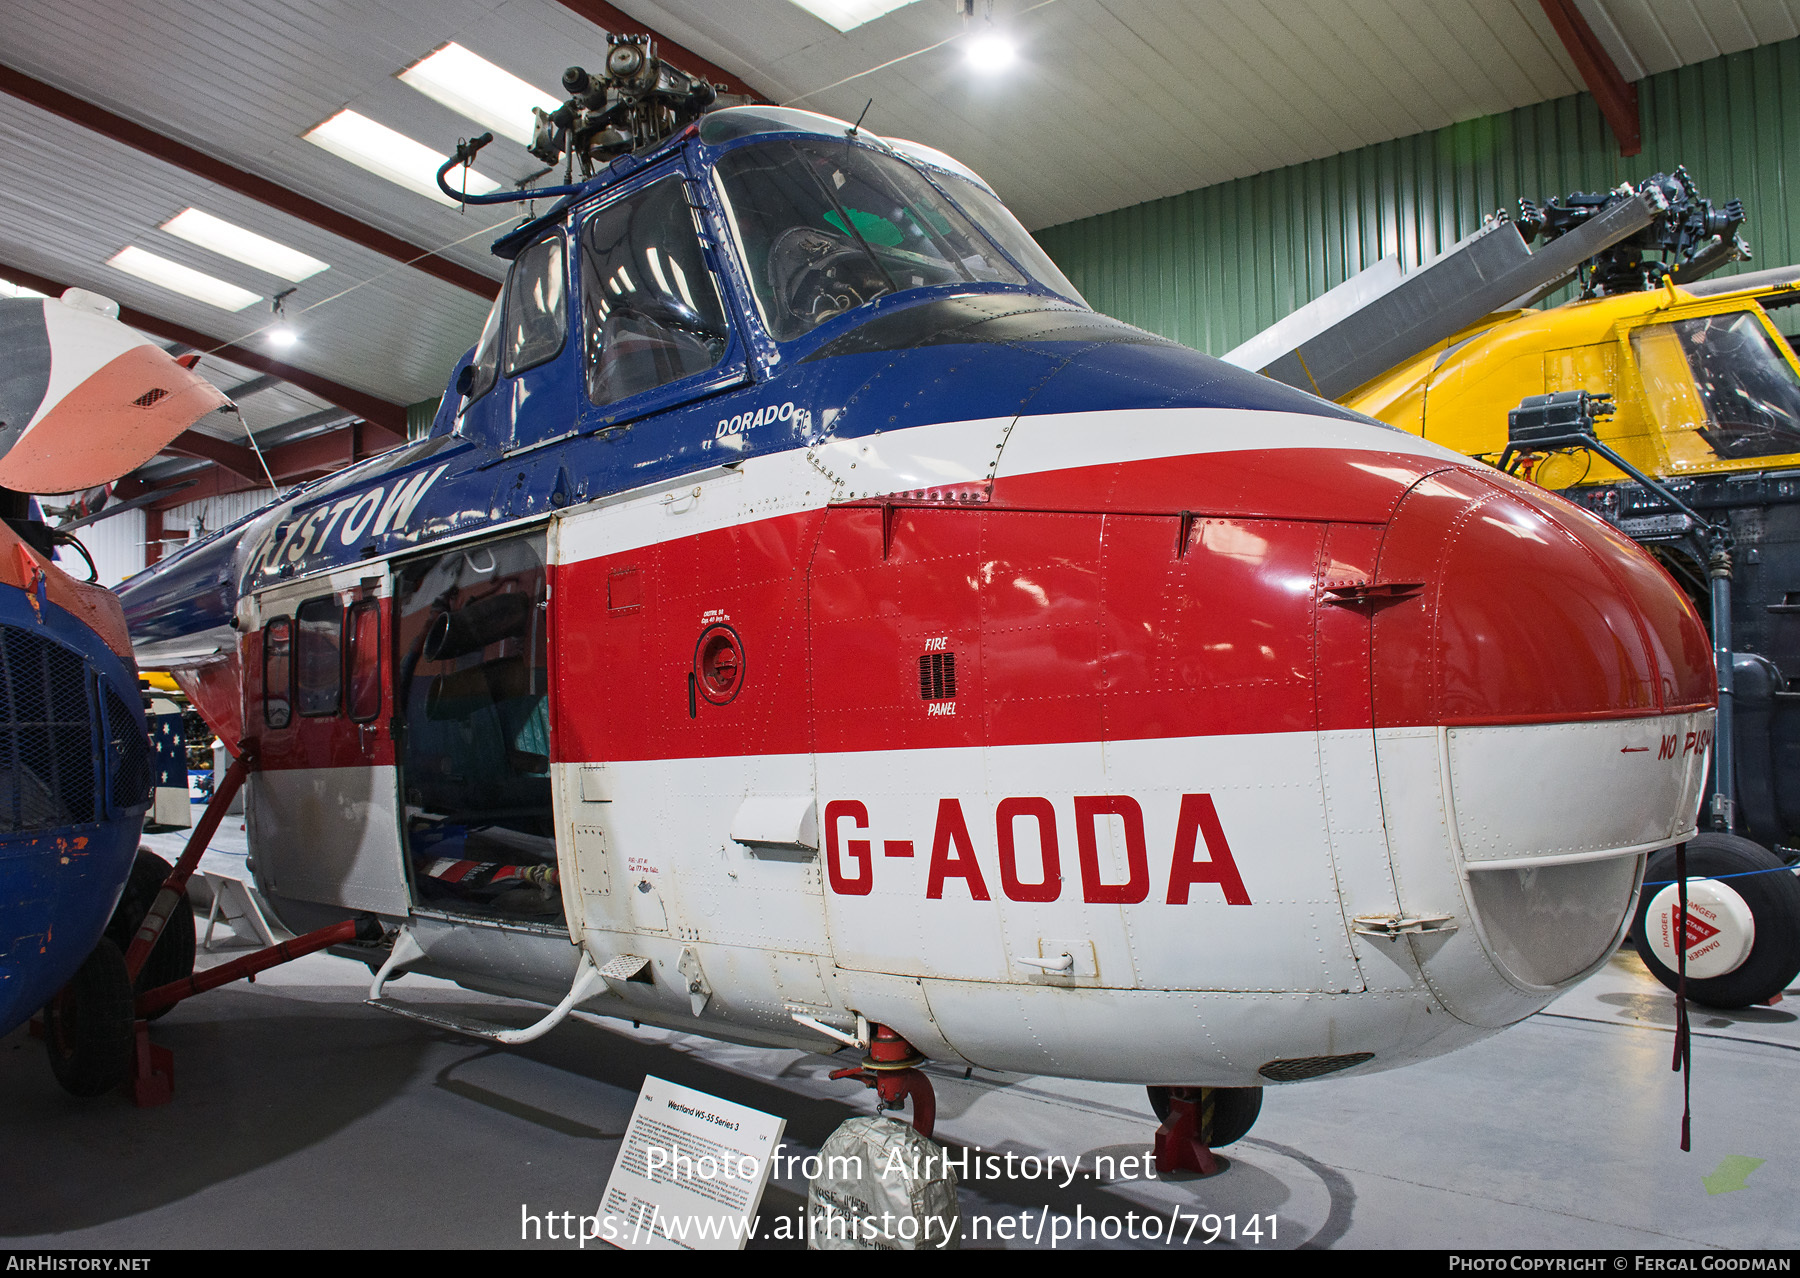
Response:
1372,466,1714,726
1369,464,1715,1006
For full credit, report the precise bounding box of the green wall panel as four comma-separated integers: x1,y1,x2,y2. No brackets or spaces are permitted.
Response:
1036,38,1800,353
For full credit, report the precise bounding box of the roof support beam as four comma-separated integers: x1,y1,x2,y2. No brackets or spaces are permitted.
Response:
1537,0,1640,156
221,373,285,399
125,418,390,511
0,261,408,434
165,430,266,484
0,63,501,299
554,2,767,101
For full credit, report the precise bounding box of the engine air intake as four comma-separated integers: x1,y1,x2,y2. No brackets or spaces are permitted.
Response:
1257,1052,1374,1082
103,683,151,810
0,625,97,830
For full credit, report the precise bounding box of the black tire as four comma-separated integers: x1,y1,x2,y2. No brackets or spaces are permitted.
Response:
44,938,135,1097
1146,1085,1264,1147
104,848,196,1019
1631,833,1800,1009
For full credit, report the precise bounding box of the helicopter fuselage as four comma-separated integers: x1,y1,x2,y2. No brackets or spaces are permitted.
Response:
123,108,1715,1086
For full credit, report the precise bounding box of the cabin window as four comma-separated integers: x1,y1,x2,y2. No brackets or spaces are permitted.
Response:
504,234,568,377
581,176,730,408
713,137,1024,341
262,617,293,729
463,288,506,408
345,598,382,723
296,596,342,717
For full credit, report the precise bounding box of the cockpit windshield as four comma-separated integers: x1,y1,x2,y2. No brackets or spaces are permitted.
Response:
714,138,1031,341
1634,312,1800,460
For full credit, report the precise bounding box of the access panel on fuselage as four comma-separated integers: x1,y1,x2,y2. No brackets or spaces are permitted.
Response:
549,476,833,958
809,503,1368,993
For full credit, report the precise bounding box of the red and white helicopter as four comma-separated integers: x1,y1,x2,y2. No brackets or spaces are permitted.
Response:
119,39,1715,1162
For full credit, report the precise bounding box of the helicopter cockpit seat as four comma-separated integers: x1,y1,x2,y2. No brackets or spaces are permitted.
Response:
590,306,723,405
766,225,889,330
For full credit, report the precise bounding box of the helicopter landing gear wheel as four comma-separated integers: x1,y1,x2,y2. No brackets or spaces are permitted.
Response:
105,848,196,1020
43,938,134,1097
1147,1085,1262,1176
1632,834,1800,1009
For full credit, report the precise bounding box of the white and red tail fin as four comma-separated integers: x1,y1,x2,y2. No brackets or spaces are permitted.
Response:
0,289,231,492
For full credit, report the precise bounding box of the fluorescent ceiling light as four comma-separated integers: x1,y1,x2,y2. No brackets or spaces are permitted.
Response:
0,278,47,300
305,109,500,207
399,42,560,148
786,0,917,33
106,247,262,311
162,208,329,282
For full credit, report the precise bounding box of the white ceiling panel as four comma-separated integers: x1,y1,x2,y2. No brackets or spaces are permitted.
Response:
1,0,1796,452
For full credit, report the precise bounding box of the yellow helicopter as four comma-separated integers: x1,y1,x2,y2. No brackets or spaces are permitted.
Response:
1230,170,1800,1010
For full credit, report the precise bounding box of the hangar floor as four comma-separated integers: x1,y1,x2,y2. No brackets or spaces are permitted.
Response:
3,828,1796,1251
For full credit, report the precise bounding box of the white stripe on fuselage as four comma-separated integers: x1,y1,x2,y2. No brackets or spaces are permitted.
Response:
992,405,1470,476
556,406,1463,567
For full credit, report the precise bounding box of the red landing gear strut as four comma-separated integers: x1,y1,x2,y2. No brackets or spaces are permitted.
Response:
109,749,380,1106
830,1023,937,1138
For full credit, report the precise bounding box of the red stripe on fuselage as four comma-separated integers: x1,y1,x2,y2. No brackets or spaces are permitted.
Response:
248,447,1712,771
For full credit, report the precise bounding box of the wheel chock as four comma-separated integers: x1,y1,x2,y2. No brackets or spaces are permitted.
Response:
126,1019,173,1108
1152,1092,1224,1177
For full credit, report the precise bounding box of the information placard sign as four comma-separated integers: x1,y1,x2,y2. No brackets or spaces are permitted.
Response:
598,1074,787,1250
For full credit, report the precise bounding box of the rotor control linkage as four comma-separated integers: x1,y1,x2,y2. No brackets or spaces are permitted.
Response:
1517,165,1749,297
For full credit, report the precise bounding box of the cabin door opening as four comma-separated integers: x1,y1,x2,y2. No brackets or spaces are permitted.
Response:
392,529,564,930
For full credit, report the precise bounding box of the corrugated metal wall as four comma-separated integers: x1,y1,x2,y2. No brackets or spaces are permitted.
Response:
58,506,145,589
162,490,275,541
1036,37,1800,354
407,396,441,440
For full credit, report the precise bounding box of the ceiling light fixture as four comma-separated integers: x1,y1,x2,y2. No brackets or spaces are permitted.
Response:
106,247,263,312
965,23,1015,72
786,0,918,33
162,208,329,282
268,287,298,348
305,109,500,207
399,43,561,148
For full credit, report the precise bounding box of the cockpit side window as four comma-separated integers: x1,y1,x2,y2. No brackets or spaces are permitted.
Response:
463,287,506,407
504,234,568,377
580,177,731,408
714,138,1025,341
1633,312,1800,460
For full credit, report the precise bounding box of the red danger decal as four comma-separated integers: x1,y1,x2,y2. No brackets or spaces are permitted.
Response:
1681,909,1721,950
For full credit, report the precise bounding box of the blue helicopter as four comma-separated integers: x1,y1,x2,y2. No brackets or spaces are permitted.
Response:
0,288,230,1093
